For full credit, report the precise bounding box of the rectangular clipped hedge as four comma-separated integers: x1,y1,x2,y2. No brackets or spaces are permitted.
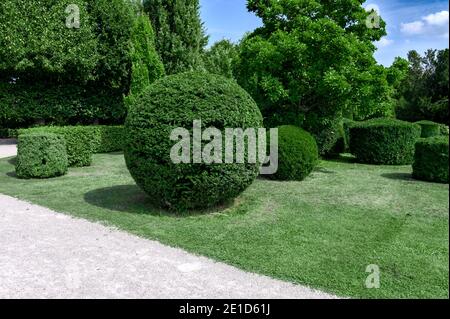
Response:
90,126,125,153
18,125,125,167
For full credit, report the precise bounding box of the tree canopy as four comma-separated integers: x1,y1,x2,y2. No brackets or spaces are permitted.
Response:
236,0,395,135
144,0,208,74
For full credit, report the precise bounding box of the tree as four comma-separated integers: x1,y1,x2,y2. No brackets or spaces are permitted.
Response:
0,0,164,127
144,0,208,74
203,40,239,79
396,49,449,124
126,11,165,108
236,0,394,153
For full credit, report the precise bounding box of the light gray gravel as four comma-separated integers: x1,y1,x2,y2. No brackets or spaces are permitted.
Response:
0,141,339,299
0,139,17,159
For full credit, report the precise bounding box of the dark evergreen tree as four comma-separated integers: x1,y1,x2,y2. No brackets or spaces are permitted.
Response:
143,0,208,74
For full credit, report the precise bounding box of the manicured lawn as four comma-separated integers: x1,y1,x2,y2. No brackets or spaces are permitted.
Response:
0,153,448,298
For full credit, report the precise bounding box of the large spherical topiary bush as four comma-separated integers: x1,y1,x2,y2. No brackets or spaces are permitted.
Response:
413,136,449,183
349,118,421,165
124,72,263,211
271,125,319,181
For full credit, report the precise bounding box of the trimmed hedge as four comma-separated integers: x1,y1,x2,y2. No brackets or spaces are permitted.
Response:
271,125,319,181
125,72,263,211
15,133,68,179
413,136,449,183
349,118,421,165
19,126,94,167
19,125,125,166
90,126,125,153
415,120,441,138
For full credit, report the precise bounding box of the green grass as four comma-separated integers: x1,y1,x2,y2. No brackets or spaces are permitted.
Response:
0,153,448,298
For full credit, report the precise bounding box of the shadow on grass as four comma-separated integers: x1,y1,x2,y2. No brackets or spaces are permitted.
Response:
381,173,414,181
325,153,358,164
314,167,336,174
6,171,17,178
84,184,237,217
8,157,17,165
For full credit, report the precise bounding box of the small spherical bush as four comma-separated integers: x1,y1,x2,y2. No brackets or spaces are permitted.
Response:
271,125,319,181
349,118,421,165
415,120,440,138
413,136,449,183
15,133,68,179
124,72,263,211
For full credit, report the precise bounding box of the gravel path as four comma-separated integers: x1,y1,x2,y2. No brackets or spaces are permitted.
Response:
0,139,17,159
0,142,338,299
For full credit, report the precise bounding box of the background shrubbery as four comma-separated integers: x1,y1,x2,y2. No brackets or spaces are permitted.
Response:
0,0,163,129
349,118,421,165
413,136,449,183
416,120,441,138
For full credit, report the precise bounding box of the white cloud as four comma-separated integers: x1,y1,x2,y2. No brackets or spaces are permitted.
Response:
401,21,425,35
423,11,449,26
376,38,394,48
401,10,449,36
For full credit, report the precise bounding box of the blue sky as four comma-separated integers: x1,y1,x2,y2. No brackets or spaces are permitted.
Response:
200,0,449,66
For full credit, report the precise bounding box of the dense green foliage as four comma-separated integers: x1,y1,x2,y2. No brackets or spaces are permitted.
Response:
203,40,239,79
125,72,263,211
395,49,449,124
144,0,208,74
416,120,441,138
19,125,126,163
125,12,165,107
439,124,449,136
90,126,126,153
0,1,162,128
413,136,449,183
349,118,421,165
19,126,94,167
0,128,17,138
236,0,396,147
0,82,126,128
15,133,68,179
271,126,318,181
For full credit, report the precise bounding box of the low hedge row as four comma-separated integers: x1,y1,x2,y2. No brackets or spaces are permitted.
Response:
16,133,68,179
413,136,449,183
349,118,421,165
415,120,441,138
18,125,125,167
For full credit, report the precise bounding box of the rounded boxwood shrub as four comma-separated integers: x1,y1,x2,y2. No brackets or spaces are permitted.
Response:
18,126,93,167
415,120,440,138
349,118,421,165
124,72,263,211
15,133,68,179
413,136,449,183
271,125,319,181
